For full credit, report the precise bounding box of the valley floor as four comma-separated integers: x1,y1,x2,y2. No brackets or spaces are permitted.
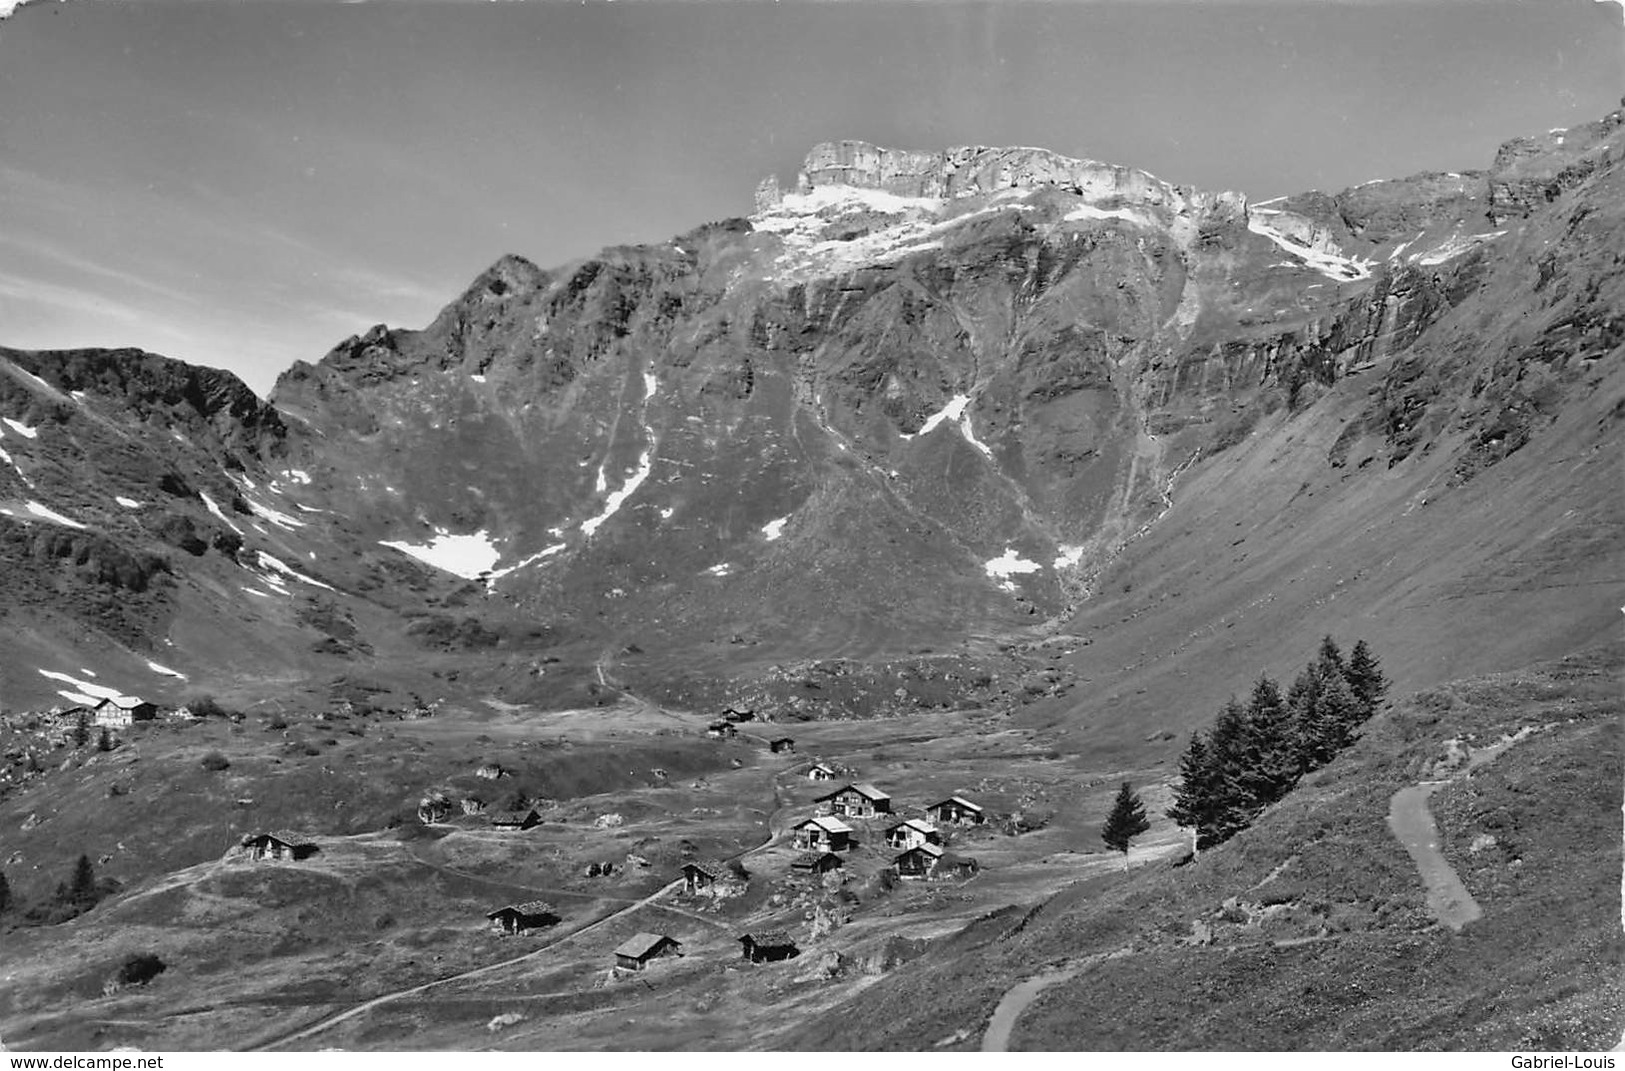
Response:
0,645,1618,1051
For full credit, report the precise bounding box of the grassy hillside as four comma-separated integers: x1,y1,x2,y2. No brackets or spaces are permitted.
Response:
783,643,1623,1050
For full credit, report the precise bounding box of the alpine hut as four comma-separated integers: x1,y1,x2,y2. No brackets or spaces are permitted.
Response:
490,807,541,831
739,930,799,963
486,900,558,934
682,859,733,894
792,815,853,852
789,851,844,876
240,831,318,862
613,932,682,971
93,696,157,728
884,818,942,851
893,842,944,880
816,782,892,818
926,796,985,826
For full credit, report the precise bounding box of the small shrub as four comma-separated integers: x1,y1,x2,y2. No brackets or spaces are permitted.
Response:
200,751,231,772
114,952,166,987
189,695,229,719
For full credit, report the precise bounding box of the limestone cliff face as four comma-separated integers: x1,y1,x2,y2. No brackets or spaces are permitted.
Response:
795,139,1246,220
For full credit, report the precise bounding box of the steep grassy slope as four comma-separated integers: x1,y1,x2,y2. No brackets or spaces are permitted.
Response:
783,645,1622,1051
1017,108,1625,767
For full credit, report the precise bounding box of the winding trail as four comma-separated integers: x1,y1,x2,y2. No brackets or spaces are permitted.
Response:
981,965,1087,1052
981,949,1128,1052
1386,782,1482,931
249,875,687,1051
1385,726,1541,931
249,747,799,1052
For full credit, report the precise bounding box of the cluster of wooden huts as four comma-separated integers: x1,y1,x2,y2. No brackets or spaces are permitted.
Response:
791,782,986,881
703,707,796,755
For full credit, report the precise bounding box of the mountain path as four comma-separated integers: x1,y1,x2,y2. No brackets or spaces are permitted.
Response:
1386,783,1482,931
1386,725,1543,931
981,948,1129,1052
247,752,796,1051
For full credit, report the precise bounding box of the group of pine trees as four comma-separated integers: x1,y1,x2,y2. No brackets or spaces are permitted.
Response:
1167,636,1387,851
0,854,117,927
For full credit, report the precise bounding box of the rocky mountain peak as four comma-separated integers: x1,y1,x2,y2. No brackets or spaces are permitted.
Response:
780,138,1246,219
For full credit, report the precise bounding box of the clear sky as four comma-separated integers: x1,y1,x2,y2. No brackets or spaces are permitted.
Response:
1,0,1619,395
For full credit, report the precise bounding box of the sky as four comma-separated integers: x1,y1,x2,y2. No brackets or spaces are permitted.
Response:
0,0,1619,396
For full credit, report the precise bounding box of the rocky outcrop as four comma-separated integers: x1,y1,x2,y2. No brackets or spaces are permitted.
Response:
1487,101,1624,223
795,139,1246,220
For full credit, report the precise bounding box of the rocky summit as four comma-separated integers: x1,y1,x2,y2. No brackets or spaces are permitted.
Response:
0,105,1619,1052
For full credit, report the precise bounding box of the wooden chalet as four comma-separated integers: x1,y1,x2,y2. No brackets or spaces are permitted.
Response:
241,831,317,862
93,696,157,728
486,900,558,934
926,795,986,826
721,707,756,724
792,815,853,853
769,737,796,754
893,842,944,880
490,807,541,831
739,930,799,963
613,932,682,971
682,859,733,894
884,818,942,851
789,851,843,876
705,721,738,739
806,763,837,781
816,782,892,818
937,853,981,880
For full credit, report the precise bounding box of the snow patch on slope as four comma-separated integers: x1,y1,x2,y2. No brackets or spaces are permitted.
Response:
379,530,501,580
246,496,306,531
486,542,567,582
1064,203,1154,227
3,418,39,439
582,372,660,539
147,661,187,679
115,496,143,509
199,491,244,535
0,445,31,486
258,551,335,591
25,500,88,529
1053,545,1085,570
1247,214,1373,282
761,516,789,541
38,669,127,703
1413,231,1506,266
900,394,971,440
984,548,1042,578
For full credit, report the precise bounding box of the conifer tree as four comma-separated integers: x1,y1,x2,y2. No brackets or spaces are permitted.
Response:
1316,672,1362,751
1101,781,1151,869
97,727,112,752
1203,696,1256,847
0,869,11,915
66,854,97,908
1315,635,1346,680
1240,673,1299,809
1167,731,1216,853
1285,664,1324,716
1288,669,1335,774
73,712,90,748
1345,640,1388,715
